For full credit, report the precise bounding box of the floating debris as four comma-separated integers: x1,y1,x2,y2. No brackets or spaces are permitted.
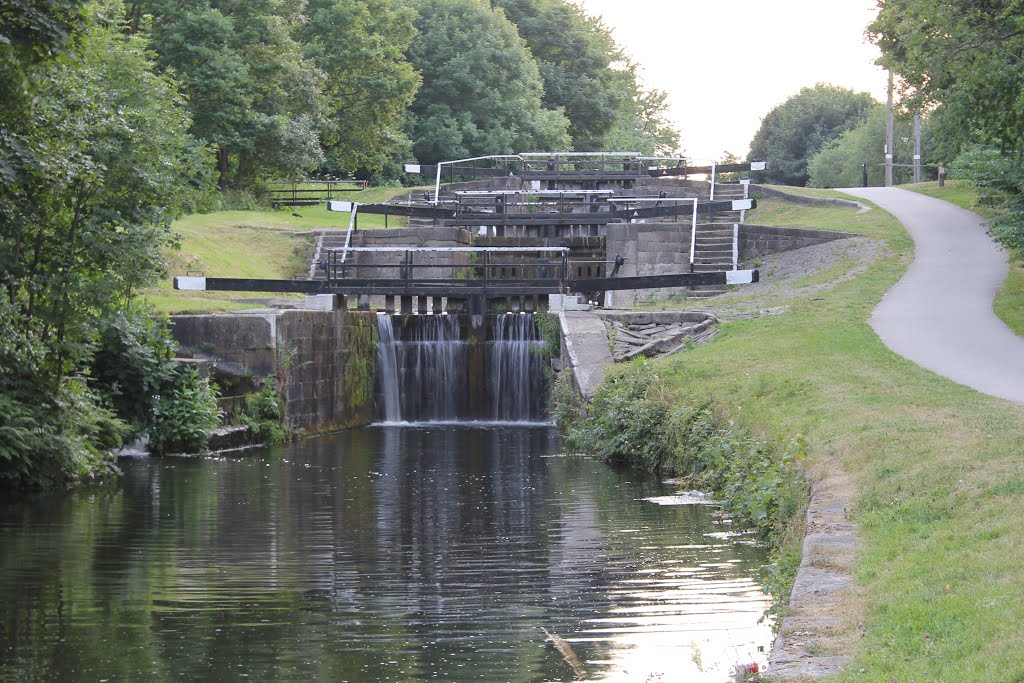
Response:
542,627,587,680
644,491,719,506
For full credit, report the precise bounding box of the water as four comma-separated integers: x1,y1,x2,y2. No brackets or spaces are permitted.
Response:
0,426,774,682
375,314,548,424
375,314,467,423
488,314,547,422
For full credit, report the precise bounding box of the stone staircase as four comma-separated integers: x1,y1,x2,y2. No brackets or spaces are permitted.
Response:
680,182,748,298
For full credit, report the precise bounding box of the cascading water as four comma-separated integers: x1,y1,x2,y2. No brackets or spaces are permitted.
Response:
375,314,466,423
375,314,402,423
487,313,547,422
374,312,549,424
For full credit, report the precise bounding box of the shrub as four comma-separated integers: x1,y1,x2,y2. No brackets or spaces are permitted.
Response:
240,379,287,445
149,367,221,455
91,312,177,437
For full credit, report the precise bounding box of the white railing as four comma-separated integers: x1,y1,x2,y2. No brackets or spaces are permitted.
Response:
326,200,361,265
733,223,740,271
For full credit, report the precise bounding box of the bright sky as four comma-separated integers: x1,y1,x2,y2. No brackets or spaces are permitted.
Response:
573,0,889,162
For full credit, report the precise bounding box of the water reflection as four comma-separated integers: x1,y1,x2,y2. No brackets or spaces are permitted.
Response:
0,426,772,682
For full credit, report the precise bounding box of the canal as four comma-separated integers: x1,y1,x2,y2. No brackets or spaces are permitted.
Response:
0,426,773,681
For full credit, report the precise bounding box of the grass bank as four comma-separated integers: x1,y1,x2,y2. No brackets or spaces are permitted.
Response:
570,193,1024,677
148,186,423,314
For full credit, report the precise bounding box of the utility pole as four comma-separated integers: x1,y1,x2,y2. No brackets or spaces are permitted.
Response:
885,71,894,187
913,112,922,184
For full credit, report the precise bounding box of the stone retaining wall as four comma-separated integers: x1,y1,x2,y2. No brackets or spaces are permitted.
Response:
170,309,377,434
739,224,855,260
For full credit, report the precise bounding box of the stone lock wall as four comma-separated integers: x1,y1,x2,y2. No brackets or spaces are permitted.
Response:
171,309,378,434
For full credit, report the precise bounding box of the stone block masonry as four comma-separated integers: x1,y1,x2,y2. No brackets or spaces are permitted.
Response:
171,309,377,434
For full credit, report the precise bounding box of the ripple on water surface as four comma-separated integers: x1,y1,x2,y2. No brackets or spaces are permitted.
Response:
0,425,773,682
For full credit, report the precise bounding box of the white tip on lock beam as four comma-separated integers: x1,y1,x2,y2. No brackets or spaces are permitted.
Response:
726,270,757,285
730,199,754,211
327,200,355,213
750,161,767,171
403,164,421,173
175,276,207,291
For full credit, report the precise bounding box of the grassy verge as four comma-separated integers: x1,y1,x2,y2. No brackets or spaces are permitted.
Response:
570,191,1024,676
748,199,871,235
147,186,428,314
758,184,857,201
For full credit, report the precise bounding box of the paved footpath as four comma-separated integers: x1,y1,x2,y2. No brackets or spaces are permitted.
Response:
844,187,1024,405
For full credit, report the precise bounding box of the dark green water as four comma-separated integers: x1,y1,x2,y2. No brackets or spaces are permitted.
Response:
0,426,773,681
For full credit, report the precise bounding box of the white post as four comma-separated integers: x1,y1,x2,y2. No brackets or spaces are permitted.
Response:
710,162,717,201
739,178,751,223
434,164,443,204
689,198,698,271
732,223,739,271
341,203,359,265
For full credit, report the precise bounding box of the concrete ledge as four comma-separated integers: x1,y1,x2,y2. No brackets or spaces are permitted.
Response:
559,311,615,400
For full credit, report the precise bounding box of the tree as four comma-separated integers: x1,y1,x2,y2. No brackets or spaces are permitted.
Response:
134,0,326,188
747,84,877,186
490,0,623,150
808,105,923,188
404,0,571,163
0,9,211,486
299,0,420,176
602,83,682,156
869,0,1024,254
869,0,1024,153
491,0,680,153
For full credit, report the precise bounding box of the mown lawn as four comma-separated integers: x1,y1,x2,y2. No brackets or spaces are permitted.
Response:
147,186,426,314
650,196,1024,678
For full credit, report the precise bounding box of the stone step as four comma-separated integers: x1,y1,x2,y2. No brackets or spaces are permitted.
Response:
684,287,728,299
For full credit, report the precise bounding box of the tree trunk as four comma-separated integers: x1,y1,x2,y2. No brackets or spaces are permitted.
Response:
217,148,230,190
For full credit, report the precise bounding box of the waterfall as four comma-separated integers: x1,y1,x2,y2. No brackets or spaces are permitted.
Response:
375,314,466,423
488,313,547,422
374,312,548,424
375,314,402,423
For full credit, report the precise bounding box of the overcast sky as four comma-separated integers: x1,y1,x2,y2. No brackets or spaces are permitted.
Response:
573,0,889,162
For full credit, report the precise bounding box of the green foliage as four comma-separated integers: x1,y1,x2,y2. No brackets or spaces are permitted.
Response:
90,311,177,436
404,0,571,163
869,0,1024,153
149,367,221,455
491,0,680,154
869,0,1024,244
0,8,211,486
808,105,922,187
0,380,125,489
300,0,420,175
534,311,561,359
549,370,585,439
748,84,877,186
341,314,378,414
1,17,211,387
240,378,286,445
952,146,1024,254
135,0,326,188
